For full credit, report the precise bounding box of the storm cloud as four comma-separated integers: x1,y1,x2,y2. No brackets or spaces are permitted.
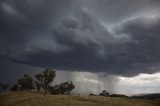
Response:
1,0,160,77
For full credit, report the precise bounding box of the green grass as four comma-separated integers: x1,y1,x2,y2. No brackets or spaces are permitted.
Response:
0,91,160,106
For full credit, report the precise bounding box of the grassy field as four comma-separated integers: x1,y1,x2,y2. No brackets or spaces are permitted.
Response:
0,92,160,106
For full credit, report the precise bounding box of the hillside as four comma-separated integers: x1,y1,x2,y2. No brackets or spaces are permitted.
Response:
0,92,160,106
132,93,160,99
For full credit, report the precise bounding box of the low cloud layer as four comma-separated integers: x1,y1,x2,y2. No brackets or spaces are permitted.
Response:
54,71,119,95
1,0,160,78
54,71,160,95
118,72,160,95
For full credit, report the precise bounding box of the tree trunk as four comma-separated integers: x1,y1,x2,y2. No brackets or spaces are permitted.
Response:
44,87,47,96
44,90,47,96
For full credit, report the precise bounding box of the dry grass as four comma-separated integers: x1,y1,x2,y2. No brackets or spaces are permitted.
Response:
0,91,160,106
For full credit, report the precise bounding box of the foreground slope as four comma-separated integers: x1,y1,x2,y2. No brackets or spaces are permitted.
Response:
0,92,160,106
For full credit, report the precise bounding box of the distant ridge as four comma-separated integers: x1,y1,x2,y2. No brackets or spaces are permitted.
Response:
132,93,160,99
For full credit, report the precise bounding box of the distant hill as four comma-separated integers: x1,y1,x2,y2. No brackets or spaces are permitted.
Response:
110,94,128,98
132,93,160,99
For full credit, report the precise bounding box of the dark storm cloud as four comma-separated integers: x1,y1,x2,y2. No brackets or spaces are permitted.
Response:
0,58,41,84
1,0,160,76
113,17,160,75
0,0,74,62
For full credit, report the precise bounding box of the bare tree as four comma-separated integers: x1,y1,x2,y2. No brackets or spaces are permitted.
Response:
35,68,56,96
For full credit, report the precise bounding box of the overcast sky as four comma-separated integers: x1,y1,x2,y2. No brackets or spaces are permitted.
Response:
0,0,160,95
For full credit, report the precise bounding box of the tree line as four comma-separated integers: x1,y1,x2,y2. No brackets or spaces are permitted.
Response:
0,68,75,96
89,90,128,98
